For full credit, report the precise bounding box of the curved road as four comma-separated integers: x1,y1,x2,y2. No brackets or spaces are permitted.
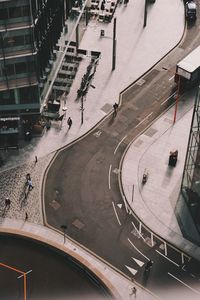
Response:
44,2,200,298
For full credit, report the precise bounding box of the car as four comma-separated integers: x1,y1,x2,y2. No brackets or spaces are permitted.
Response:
185,1,197,21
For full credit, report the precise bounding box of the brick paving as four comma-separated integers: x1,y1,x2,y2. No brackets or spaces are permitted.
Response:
0,153,54,225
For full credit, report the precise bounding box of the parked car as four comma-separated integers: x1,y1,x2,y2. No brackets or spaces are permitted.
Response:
185,1,197,21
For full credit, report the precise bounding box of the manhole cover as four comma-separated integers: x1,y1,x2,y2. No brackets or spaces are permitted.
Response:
144,127,157,137
134,139,143,147
72,219,85,229
49,200,61,210
101,103,112,113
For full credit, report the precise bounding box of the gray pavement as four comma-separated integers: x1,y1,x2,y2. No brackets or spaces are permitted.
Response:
0,0,191,299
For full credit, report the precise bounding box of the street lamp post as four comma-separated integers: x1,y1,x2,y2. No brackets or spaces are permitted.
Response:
112,17,117,71
143,0,147,27
81,94,84,125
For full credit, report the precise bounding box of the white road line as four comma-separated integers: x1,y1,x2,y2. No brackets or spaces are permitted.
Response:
169,75,174,81
131,222,145,241
112,201,121,226
108,164,112,189
17,269,32,279
114,135,127,155
168,272,200,295
128,238,149,261
156,250,180,267
161,91,176,105
135,112,153,128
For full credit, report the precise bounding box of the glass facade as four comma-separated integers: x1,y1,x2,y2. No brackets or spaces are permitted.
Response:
181,86,200,232
0,0,65,147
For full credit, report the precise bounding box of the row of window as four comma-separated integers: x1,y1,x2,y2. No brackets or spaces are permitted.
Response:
1,34,32,49
0,61,35,78
0,86,39,105
0,5,30,20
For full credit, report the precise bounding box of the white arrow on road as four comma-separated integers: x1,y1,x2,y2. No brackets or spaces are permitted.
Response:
117,204,122,209
125,265,138,276
132,257,144,267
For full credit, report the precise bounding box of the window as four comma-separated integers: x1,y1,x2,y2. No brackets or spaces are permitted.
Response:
22,5,30,17
15,62,27,74
0,8,8,20
19,86,39,104
9,7,22,18
5,64,15,77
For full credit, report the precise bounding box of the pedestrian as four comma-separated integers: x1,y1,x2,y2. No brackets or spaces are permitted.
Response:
132,287,136,296
25,212,28,221
145,260,153,272
113,102,118,117
67,117,72,129
26,173,31,184
35,156,38,164
5,197,11,209
101,0,105,11
28,179,34,191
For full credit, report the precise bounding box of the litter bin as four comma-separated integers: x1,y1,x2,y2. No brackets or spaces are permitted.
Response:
168,150,178,167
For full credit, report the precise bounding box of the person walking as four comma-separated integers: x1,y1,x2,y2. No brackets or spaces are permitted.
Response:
5,197,11,209
28,179,34,191
26,173,31,184
25,212,28,221
67,117,72,129
113,102,119,117
35,156,38,164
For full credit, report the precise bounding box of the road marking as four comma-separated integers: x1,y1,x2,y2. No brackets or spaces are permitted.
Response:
117,203,122,209
131,222,145,241
114,135,127,155
17,270,32,279
161,91,176,105
112,201,121,226
156,250,180,267
135,112,153,128
168,272,200,295
125,265,138,276
132,257,144,267
108,164,112,189
128,238,149,261
169,75,174,81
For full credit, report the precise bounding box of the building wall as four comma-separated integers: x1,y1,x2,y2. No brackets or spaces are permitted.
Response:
0,0,65,147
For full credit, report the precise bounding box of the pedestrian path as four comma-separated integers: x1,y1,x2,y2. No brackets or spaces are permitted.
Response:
121,89,200,259
0,0,185,299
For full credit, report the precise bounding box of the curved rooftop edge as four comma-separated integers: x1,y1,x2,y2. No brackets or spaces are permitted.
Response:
0,218,157,300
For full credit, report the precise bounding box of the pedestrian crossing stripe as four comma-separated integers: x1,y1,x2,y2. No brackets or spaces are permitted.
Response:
117,204,122,209
132,257,144,267
125,265,138,276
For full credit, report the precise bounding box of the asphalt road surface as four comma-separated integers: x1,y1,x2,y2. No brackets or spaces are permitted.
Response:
44,2,200,299
0,234,112,300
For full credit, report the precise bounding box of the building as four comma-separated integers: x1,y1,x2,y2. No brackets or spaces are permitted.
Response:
181,86,200,234
0,0,65,147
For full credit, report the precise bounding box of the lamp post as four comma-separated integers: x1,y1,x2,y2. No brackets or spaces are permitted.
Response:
143,0,147,27
112,17,117,71
81,94,84,125
60,225,67,244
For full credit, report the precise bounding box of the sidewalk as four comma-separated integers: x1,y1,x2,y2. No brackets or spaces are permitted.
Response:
121,89,200,259
0,0,185,298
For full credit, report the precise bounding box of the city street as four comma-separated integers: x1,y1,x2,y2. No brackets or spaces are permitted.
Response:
43,2,200,298
1,1,200,299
